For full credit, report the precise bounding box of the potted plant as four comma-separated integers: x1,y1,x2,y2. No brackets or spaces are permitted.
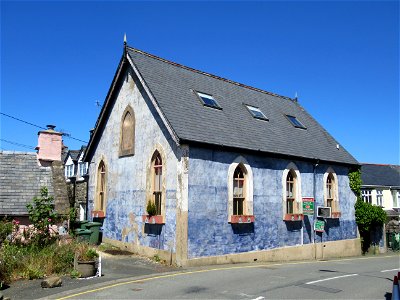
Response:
74,243,99,278
142,201,163,224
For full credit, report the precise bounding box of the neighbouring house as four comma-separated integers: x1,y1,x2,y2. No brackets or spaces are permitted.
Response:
84,44,361,266
0,125,70,224
361,163,400,218
63,146,88,221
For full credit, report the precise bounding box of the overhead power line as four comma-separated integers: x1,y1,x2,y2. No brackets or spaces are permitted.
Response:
0,112,88,144
0,138,36,150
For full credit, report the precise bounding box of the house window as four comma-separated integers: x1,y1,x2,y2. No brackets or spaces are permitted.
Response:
96,161,107,213
361,189,372,204
79,162,87,177
119,106,135,157
286,115,306,129
233,166,245,215
286,171,296,214
324,170,340,215
65,164,74,178
227,157,254,223
245,105,268,121
195,91,221,109
152,153,163,215
376,190,383,207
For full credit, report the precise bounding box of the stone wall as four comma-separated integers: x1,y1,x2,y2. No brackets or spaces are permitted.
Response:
51,161,70,215
187,146,358,259
87,68,180,253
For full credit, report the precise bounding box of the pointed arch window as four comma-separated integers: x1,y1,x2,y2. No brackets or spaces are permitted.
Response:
95,160,107,215
324,170,341,218
119,106,135,157
286,170,296,214
153,153,163,216
228,158,254,224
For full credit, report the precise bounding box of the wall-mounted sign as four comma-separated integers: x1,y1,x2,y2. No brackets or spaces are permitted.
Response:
317,206,331,218
302,197,314,215
314,220,325,232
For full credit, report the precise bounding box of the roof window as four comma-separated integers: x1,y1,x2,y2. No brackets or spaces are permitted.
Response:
286,115,306,129
245,105,268,121
196,91,221,109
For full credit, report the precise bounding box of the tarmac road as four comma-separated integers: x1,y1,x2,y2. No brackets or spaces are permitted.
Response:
48,253,399,300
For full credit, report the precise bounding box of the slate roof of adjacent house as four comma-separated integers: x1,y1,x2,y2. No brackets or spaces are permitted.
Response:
361,164,400,187
0,151,54,216
85,45,358,165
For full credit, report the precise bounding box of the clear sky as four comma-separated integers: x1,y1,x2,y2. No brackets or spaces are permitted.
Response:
1,1,399,165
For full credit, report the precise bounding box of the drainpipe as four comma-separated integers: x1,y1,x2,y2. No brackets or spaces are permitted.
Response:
313,159,319,259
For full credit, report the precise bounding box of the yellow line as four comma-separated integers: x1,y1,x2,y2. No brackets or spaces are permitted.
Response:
57,255,396,299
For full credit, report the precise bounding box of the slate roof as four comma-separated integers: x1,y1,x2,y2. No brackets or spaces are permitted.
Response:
361,164,400,187
0,151,54,216
86,45,358,165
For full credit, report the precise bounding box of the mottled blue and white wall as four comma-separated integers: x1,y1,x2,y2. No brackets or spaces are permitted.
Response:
187,146,357,259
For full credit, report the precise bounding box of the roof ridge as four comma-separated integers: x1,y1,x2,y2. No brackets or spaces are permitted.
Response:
127,46,293,101
362,163,400,167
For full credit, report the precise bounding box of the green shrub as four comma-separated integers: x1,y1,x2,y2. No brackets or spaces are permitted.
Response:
146,201,157,216
0,219,13,243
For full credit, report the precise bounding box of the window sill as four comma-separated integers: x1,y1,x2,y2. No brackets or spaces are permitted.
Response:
283,213,304,221
329,212,341,218
229,215,255,224
142,215,164,224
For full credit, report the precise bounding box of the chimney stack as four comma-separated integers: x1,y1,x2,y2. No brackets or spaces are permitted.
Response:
36,124,63,166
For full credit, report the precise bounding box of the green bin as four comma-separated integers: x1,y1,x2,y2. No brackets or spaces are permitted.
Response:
74,228,91,243
83,222,102,245
78,220,89,229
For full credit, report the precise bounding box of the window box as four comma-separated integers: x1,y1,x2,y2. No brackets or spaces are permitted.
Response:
91,210,105,218
142,215,164,224
283,213,304,221
229,215,255,224
330,211,341,219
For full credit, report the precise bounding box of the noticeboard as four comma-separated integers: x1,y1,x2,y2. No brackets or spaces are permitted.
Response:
302,197,314,215
314,220,325,232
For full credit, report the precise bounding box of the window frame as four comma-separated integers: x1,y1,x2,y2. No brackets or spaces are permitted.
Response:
282,162,303,221
245,104,269,121
323,168,340,217
285,114,307,129
227,156,254,223
194,90,222,110
376,189,383,207
119,105,136,157
361,189,372,204
95,160,107,215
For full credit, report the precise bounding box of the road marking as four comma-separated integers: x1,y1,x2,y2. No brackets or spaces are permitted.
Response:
306,274,358,285
381,269,399,273
252,297,265,300
56,255,395,299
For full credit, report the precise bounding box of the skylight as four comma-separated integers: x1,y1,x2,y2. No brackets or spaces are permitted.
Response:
245,105,268,121
286,115,306,129
196,91,221,109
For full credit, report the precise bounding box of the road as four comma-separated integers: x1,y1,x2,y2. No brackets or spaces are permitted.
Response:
53,255,399,299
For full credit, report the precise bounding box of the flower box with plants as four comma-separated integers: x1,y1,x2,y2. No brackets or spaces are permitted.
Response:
229,215,255,224
74,243,99,278
142,201,164,224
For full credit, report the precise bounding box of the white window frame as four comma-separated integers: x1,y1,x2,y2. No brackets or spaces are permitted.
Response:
361,189,372,204
65,164,74,178
282,162,303,218
376,189,383,207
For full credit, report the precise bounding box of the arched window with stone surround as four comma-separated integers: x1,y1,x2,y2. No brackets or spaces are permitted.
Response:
282,162,303,221
119,105,135,157
152,152,163,216
228,157,254,223
96,160,107,215
324,168,340,218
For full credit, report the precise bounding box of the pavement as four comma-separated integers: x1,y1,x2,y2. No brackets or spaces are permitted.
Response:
1,251,181,300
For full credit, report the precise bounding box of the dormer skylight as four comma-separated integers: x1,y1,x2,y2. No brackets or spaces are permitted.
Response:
286,115,306,129
245,105,268,121
196,91,221,109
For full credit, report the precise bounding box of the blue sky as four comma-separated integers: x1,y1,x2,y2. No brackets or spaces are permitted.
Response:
1,1,399,164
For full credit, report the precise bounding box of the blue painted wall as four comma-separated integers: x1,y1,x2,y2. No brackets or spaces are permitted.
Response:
187,146,357,259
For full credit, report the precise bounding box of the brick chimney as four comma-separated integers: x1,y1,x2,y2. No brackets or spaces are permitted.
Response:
36,125,63,166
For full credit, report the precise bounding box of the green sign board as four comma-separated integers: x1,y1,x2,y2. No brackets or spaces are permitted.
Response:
302,197,314,215
314,220,325,232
